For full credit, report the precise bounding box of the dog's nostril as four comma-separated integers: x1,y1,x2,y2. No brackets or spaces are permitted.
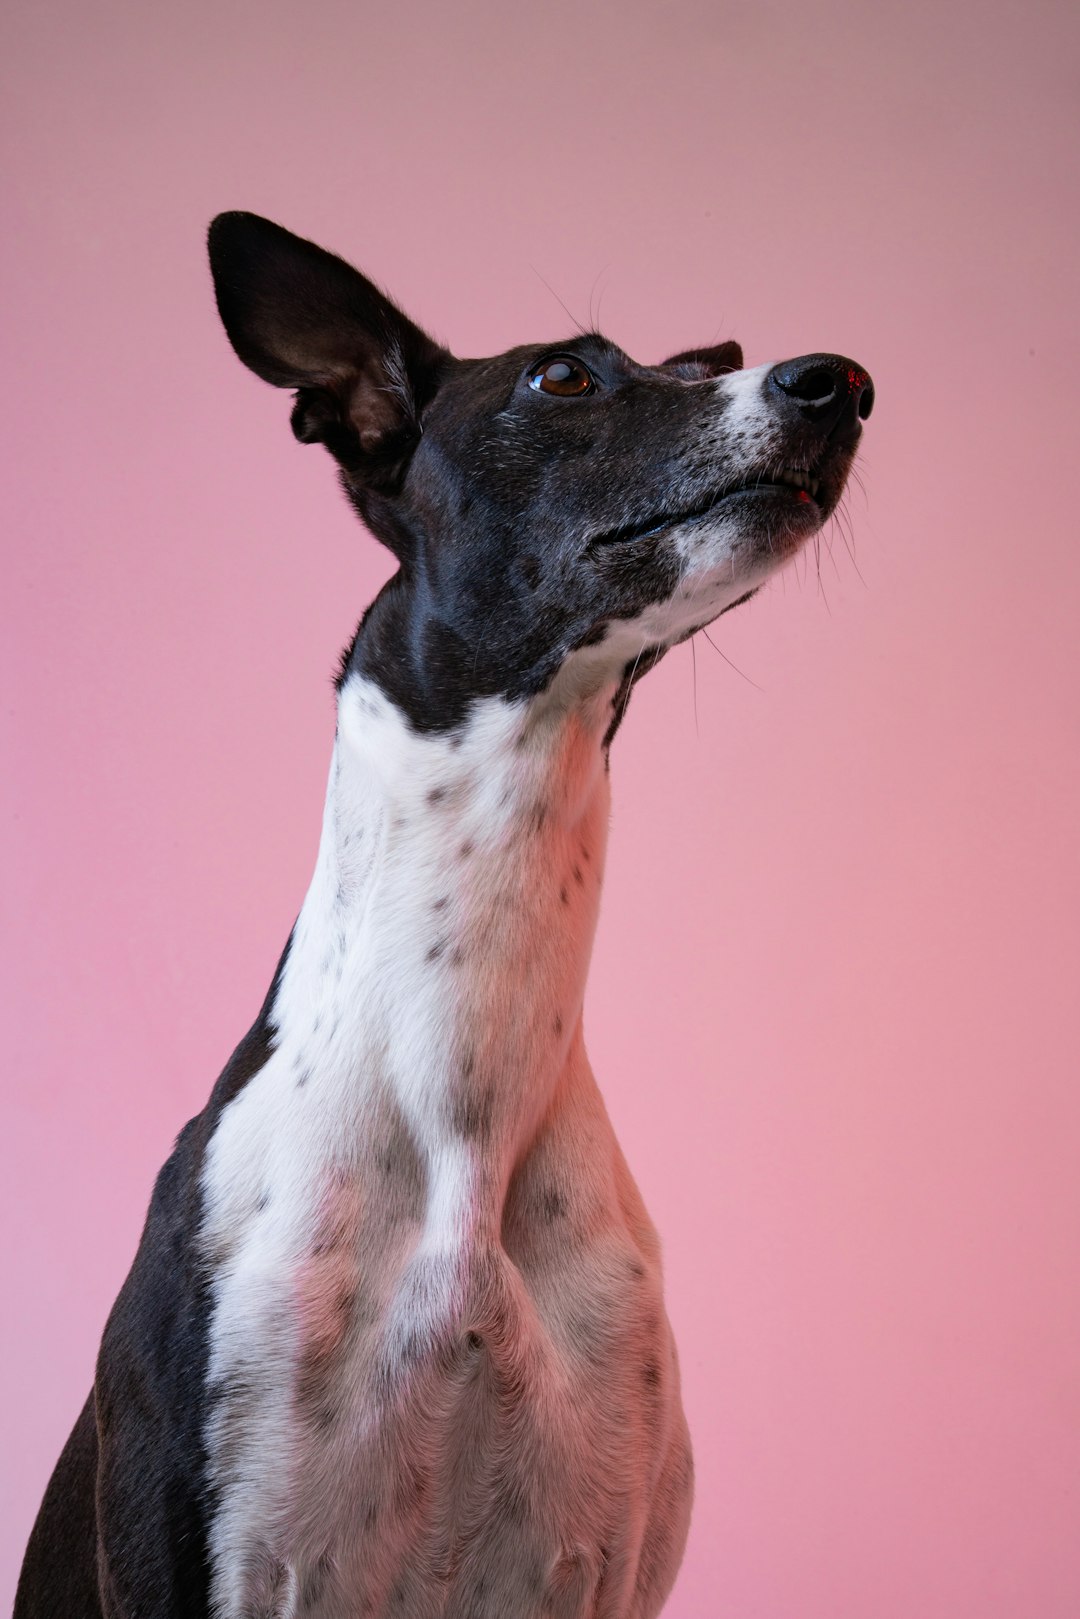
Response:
858,381,875,421
778,364,837,404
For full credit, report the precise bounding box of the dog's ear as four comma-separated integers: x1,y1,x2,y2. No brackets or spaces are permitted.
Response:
660,340,743,379
207,212,448,488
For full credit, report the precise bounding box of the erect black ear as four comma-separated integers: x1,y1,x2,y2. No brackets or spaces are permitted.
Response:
207,212,448,486
660,339,744,379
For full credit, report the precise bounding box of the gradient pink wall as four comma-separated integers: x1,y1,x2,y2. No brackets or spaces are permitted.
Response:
4,1,1079,1612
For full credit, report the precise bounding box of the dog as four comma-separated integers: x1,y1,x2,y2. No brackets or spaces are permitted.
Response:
16,212,873,1618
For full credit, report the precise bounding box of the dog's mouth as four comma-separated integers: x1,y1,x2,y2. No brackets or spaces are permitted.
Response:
740,464,822,501
587,462,828,551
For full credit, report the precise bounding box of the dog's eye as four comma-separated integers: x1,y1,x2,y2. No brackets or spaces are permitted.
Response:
528,357,595,397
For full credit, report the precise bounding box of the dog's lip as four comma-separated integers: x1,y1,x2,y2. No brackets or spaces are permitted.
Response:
723,480,821,507
587,468,823,550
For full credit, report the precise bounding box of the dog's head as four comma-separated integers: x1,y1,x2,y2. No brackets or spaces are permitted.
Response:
208,212,872,735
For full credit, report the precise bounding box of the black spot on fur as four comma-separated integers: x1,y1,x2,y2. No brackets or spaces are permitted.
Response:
367,1108,427,1223
459,839,474,858
433,895,449,911
207,1369,273,1488
569,1312,609,1366
572,863,584,887
451,1088,494,1141
393,1460,429,1514
426,938,448,963
309,1400,338,1433
399,1330,424,1365
542,1187,567,1220
492,1478,528,1526
427,785,448,805
553,1014,563,1036
299,1552,335,1610
559,886,569,905
643,1359,662,1388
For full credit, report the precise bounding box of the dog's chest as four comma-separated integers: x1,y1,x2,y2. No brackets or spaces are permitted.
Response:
202,1125,665,1619
199,1024,669,1619
196,682,689,1616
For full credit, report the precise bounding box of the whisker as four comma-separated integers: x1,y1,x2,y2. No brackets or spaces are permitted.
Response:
617,640,649,730
833,497,867,587
814,532,831,614
690,635,700,738
587,268,610,332
701,627,765,691
848,463,871,511
848,543,867,587
529,265,590,336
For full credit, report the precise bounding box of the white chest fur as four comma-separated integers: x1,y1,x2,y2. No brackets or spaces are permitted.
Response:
199,669,693,1619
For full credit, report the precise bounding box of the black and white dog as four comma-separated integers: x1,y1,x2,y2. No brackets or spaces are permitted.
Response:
17,213,873,1619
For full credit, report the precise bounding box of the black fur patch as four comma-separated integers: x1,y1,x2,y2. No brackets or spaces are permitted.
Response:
16,932,294,1617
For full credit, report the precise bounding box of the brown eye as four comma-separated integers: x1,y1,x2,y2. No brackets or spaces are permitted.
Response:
528,357,595,396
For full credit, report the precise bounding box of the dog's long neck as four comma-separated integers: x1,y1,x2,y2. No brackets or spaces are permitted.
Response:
272,658,620,1236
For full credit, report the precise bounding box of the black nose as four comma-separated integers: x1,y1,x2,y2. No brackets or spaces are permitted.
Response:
767,353,874,437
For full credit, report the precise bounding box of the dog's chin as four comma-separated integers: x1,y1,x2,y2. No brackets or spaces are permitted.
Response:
730,483,829,563
665,474,850,628
726,459,855,565
674,483,827,586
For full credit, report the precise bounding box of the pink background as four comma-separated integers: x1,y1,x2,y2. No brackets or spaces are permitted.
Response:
4,1,1079,1612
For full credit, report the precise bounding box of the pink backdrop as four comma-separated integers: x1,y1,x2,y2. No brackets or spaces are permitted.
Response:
4,1,1079,1613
